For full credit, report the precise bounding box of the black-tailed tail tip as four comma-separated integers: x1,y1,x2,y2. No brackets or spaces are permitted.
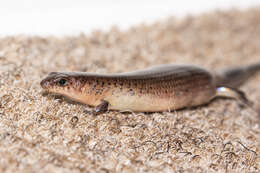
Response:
247,63,260,74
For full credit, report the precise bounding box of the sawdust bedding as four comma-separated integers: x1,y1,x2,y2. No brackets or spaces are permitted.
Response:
0,8,260,173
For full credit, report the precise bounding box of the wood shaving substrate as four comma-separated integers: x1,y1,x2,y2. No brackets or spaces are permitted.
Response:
0,8,260,173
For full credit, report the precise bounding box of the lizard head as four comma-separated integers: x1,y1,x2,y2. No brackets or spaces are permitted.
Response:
40,72,83,98
41,72,104,105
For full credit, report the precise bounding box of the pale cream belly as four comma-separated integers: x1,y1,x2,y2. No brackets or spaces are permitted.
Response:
105,88,216,112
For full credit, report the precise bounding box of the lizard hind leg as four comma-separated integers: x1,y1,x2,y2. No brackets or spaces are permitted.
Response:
216,86,252,106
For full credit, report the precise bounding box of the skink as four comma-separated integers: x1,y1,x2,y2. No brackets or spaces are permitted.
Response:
40,63,260,113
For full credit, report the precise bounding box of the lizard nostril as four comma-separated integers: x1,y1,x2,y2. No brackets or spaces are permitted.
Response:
40,80,49,89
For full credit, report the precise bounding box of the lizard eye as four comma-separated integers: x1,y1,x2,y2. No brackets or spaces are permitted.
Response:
57,78,67,86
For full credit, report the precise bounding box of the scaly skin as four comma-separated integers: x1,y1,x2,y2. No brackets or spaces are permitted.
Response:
40,63,260,112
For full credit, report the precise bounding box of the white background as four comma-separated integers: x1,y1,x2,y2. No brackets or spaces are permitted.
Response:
0,0,259,36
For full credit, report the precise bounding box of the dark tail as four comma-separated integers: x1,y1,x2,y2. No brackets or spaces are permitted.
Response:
215,63,260,88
